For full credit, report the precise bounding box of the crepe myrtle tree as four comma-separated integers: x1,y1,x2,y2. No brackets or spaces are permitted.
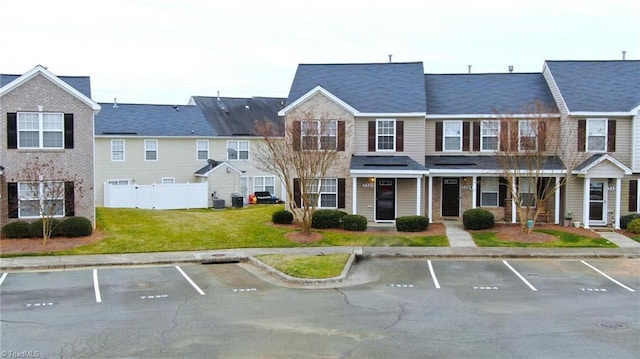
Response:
13,157,84,245
494,101,580,234
254,111,340,235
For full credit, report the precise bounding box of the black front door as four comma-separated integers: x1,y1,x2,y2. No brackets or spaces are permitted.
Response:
442,177,460,217
376,178,395,221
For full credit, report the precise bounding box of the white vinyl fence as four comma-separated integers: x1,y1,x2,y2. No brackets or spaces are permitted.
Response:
104,182,208,209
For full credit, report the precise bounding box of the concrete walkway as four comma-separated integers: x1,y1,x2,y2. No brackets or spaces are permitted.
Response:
597,231,640,248
443,221,477,247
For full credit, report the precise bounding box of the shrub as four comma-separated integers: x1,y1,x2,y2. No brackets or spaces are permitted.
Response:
1,221,32,238
29,218,62,238
627,218,640,234
60,216,93,237
272,210,294,224
312,209,344,229
463,208,495,230
396,216,429,232
342,214,367,231
620,213,640,230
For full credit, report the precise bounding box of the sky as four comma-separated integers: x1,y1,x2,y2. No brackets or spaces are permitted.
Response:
2,0,638,105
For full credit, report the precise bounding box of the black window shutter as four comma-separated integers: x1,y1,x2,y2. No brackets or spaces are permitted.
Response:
499,177,508,207
65,181,75,217
368,121,376,152
630,180,638,212
396,121,404,152
64,114,74,149
337,121,345,151
538,120,547,151
577,120,586,152
476,177,482,206
435,121,443,151
338,178,345,209
473,121,480,151
7,113,17,149
293,178,301,208
462,122,470,151
292,121,301,151
8,182,19,218
607,119,616,152
500,122,509,151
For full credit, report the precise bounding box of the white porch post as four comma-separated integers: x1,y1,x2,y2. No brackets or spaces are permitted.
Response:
352,177,357,215
615,178,622,229
583,177,590,228
428,176,433,223
416,177,422,216
554,176,561,224
472,175,477,208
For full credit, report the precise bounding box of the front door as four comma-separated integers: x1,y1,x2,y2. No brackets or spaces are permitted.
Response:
589,180,607,226
442,178,460,217
376,178,395,221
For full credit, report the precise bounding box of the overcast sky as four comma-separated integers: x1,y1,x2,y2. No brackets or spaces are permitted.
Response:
2,0,638,105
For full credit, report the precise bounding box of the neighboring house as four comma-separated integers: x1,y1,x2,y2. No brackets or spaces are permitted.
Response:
94,96,285,208
0,65,100,227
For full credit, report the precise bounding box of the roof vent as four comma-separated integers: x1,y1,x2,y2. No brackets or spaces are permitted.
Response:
113,98,118,108
468,65,472,74
622,50,626,60
508,65,513,73
173,105,179,111
388,54,392,63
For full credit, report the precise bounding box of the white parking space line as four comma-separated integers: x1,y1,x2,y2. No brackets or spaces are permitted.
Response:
502,260,537,291
175,266,206,295
427,260,441,289
0,272,7,286
581,260,636,292
93,269,102,303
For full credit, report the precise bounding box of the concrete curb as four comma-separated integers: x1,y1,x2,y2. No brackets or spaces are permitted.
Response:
247,252,356,285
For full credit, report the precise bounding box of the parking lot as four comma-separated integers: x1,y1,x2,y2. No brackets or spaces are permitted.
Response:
1,258,638,358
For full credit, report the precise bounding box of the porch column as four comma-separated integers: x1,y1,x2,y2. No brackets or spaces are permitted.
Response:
416,177,422,216
472,175,477,208
615,178,622,229
428,176,433,223
554,176,561,224
352,177,357,215
583,177,590,229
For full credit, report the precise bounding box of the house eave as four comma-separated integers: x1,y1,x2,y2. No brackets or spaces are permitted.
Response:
278,85,359,116
569,111,635,117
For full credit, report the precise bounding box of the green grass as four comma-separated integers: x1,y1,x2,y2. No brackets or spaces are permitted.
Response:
255,253,351,278
472,228,618,248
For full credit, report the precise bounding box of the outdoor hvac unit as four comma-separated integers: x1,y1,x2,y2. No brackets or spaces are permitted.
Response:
213,199,226,209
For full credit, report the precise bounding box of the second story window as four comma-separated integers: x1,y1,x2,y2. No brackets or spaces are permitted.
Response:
587,119,607,152
145,139,158,161
481,121,499,151
444,121,462,151
302,120,337,150
227,140,249,160
18,112,64,149
111,140,125,161
377,119,395,151
196,140,209,160
519,120,537,151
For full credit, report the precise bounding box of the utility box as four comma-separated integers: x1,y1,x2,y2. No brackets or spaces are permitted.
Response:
213,199,225,209
231,196,243,208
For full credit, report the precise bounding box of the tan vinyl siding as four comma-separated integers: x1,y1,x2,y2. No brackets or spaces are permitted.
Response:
396,178,419,216
354,116,425,164
610,116,632,166
424,120,439,156
356,178,375,221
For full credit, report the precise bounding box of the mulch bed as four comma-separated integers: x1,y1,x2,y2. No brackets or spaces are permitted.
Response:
0,231,106,255
469,223,602,243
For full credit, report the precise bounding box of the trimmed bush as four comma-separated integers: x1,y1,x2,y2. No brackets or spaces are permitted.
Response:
627,218,640,234
60,216,93,237
620,213,640,230
312,209,344,229
272,210,294,225
396,216,429,232
463,208,495,230
1,221,32,238
29,218,62,238
342,214,368,231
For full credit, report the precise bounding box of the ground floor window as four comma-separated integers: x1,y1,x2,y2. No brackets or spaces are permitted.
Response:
481,177,499,207
519,178,536,207
107,179,130,186
18,181,64,218
254,176,275,194
161,177,175,184
305,178,338,208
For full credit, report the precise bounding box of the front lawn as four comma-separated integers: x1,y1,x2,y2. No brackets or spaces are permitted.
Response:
472,228,617,248
255,253,350,278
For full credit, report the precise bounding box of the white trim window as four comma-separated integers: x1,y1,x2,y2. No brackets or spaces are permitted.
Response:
301,120,338,150
107,179,130,186
587,118,607,152
196,140,209,160
519,178,536,207
161,177,175,184
519,120,537,151
227,140,249,160
376,119,396,151
306,178,338,208
254,176,275,194
144,139,158,161
111,139,125,161
18,112,64,149
18,181,64,218
481,120,499,151
480,177,499,207
444,121,462,151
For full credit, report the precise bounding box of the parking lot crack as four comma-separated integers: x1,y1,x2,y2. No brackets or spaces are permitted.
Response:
0,319,47,326
383,303,407,330
334,289,376,311
160,294,195,345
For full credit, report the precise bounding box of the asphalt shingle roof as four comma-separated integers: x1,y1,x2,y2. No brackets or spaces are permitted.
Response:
545,60,640,112
0,74,93,98
350,155,427,172
287,62,427,114
425,155,565,171
425,73,558,115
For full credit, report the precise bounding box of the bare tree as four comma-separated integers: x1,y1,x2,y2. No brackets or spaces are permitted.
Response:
495,101,579,233
254,112,340,235
17,157,84,245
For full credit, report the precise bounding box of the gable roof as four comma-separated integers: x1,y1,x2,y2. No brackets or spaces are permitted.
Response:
95,103,214,136
544,60,640,113
573,154,632,176
285,62,427,114
190,96,285,136
0,65,99,111
425,73,558,116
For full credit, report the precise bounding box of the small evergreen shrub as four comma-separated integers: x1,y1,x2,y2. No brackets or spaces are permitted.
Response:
1,221,32,238
60,216,93,237
272,210,294,224
627,218,640,234
342,214,368,231
620,213,640,230
396,216,429,232
29,218,62,238
312,209,343,229
463,208,495,230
